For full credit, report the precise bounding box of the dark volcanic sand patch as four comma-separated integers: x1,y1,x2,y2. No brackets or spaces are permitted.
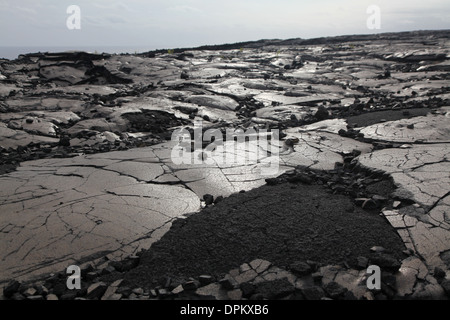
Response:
346,108,430,127
122,182,406,289
122,109,190,135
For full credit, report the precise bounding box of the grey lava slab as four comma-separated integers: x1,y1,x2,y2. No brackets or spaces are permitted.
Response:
358,143,450,270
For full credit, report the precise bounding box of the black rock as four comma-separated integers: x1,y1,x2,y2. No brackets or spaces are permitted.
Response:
180,71,189,80
301,286,326,300
3,280,21,298
219,276,237,290
369,253,402,272
80,264,94,277
338,129,348,137
52,282,67,297
254,279,295,300
323,281,348,299
213,196,224,205
265,178,279,186
108,256,139,273
203,194,214,206
287,173,313,185
59,136,71,147
315,105,329,121
11,292,26,300
116,286,132,298
433,267,446,282
182,280,198,291
290,261,312,276
381,272,397,290
86,282,108,300
101,265,116,276
355,256,369,269
60,291,78,300
198,275,214,286
441,279,450,296
240,282,255,298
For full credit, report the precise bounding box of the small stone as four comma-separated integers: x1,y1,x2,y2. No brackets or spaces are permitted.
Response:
23,287,37,297
203,194,214,205
100,279,123,300
372,195,388,202
60,292,78,300
315,105,329,121
393,201,402,208
86,282,108,300
301,286,326,300
172,285,184,295
290,261,312,276
213,196,223,205
101,265,116,275
240,282,255,298
433,267,446,282
249,293,265,300
33,285,48,296
382,273,397,289
182,280,198,291
311,272,323,283
369,253,401,272
116,286,132,298
196,283,228,300
219,275,238,290
323,281,348,299
355,198,378,209
356,256,369,269
52,283,67,297
227,289,243,300
106,293,122,300
234,269,258,284
120,256,140,272
370,246,386,253
287,173,313,185
3,280,20,298
250,259,272,274
198,275,214,286
254,278,295,300
46,294,59,300
11,292,26,300
239,263,252,273
132,288,144,295
406,124,414,129
441,280,450,296
85,271,99,281
265,178,279,186
80,264,95,277
411,282,446,300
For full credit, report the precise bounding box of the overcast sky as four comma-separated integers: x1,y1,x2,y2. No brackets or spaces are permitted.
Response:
1,0,449,49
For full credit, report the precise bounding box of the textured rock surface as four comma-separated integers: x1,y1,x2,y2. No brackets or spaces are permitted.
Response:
1,30,449,298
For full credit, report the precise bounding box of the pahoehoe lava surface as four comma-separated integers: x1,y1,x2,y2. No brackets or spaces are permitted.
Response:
123,182,406,288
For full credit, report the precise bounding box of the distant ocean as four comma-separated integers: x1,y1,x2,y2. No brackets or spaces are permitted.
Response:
0,46,161,60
